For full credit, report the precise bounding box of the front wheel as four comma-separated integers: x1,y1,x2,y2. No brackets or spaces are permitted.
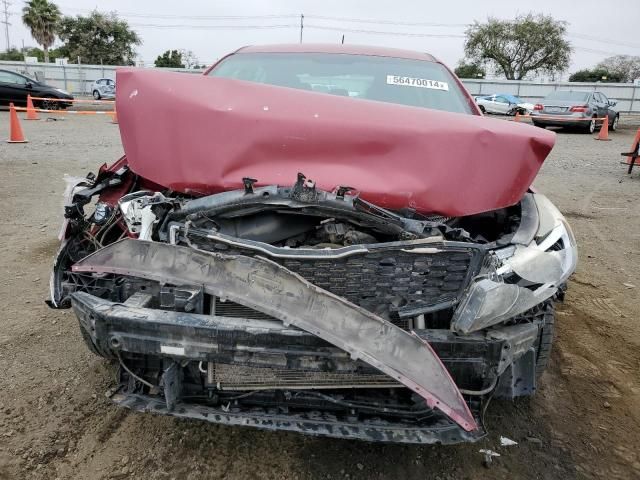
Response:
609,115,619,131
39,95,59,110
93,90,101,100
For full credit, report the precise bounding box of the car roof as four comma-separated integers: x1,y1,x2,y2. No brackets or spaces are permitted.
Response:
235,43,438,62
0,68,25,75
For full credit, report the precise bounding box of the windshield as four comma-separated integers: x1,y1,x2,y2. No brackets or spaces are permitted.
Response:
208,52,474,114
545,91,590,102
502,94,523,103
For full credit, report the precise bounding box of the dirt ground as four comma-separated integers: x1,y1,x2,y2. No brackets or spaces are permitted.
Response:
0,112,638,480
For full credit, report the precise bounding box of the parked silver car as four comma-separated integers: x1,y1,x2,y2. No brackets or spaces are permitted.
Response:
531,90,619,133
91,78,116,100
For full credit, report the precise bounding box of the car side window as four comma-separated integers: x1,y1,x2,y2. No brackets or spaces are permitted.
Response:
0,71,27,84
593,93,603,103
496,96,509,104
97,79,105,85
599,92,609,104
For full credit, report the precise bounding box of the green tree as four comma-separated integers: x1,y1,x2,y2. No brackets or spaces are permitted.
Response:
0,48,26,61
464,13,571,80
569,68,623,83
22,0,61,63
154,50,184,68
454,62,486,79
0,46,59,62
596,55,640,83
57,11,141,65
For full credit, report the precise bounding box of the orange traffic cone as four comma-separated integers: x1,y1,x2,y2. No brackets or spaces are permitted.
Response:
109,110,118,124
25,95,40,120
7,103,28,143
595,116,611,141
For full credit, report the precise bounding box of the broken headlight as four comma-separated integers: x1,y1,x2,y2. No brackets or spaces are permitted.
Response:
452,193,577,334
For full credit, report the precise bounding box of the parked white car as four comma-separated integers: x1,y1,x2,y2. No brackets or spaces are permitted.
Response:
476,94,534,116
91,78,116,100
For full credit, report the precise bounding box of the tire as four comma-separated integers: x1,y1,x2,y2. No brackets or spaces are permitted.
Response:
93,90,101,100
39,95,58,110
479,105,486,114
586,117,597,134
535,302,555,378
609,115,619,131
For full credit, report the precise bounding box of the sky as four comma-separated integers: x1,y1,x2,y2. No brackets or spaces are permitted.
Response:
4,0,640,75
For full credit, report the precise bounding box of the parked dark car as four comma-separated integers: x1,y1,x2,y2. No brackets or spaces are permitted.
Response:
0,68,73,109
48,44,576,445
531,90,619,133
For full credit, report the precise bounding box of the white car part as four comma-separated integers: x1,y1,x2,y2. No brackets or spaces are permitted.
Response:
452,193,577,334
118,191,168,240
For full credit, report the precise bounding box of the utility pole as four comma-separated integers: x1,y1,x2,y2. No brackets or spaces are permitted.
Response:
1,0,11,52
299,14,304,44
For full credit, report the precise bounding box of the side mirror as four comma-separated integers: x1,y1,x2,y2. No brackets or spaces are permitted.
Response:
25,82,33,89
609,99,617,107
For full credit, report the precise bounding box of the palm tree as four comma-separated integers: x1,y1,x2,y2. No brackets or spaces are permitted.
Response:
22,0,61,63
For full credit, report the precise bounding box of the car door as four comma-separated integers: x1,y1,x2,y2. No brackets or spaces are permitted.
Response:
599,92,615,119
490,95,505,113
494,95,511,114
0,70,30,105
592,92,606,117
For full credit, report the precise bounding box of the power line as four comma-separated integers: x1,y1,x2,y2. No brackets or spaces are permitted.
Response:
567,32,640,50
572,46,633,57
129,22,297,30
53,4,640,53
305,25,465,38
56,5,298,21
308,15,468,28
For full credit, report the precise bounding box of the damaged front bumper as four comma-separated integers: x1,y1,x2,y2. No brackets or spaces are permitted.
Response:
52,173,577,444
71,239,480,432
71,290,541,444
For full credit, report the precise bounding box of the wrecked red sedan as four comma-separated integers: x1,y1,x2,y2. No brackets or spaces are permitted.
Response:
48,44,577,444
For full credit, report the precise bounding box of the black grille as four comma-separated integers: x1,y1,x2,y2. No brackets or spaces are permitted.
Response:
215,298,277,320
196,239,481,321
281,251,473,316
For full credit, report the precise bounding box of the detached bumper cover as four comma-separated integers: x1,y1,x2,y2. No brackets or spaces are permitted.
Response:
72,239,478,431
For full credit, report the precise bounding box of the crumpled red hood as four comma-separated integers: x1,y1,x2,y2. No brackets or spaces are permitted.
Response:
116,68,555,216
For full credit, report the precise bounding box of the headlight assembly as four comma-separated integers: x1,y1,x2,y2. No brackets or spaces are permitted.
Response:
452,193,577,334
